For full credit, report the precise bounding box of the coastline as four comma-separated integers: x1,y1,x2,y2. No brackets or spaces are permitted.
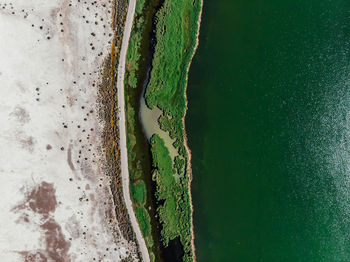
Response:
182,0,204,260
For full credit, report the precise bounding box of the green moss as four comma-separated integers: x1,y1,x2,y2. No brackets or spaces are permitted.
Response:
132,181,146,205
136,207,151,239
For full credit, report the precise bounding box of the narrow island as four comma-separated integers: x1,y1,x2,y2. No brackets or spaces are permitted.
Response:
123,0,203,261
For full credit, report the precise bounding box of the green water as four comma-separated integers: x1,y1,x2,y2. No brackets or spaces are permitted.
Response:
187,0,350,261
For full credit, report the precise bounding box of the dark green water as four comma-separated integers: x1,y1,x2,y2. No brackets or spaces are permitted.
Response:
187,0,350,261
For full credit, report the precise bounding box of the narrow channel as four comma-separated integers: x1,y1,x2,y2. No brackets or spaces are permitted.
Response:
131,0,187,260
125,0,188,260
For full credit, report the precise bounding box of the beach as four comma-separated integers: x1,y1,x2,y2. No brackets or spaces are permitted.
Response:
0,0,140,260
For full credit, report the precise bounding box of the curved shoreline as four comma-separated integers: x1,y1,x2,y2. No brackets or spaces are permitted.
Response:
183,0,204,261
116,0,150,261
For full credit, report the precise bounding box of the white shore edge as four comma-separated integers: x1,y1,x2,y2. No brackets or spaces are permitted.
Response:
116,0,150,261
184,1,204,261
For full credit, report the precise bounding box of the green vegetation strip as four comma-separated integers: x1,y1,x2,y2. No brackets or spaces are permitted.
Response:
146,1,201,262
125,0,201,261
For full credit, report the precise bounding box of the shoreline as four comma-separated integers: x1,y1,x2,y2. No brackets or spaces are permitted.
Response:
182,0,204,261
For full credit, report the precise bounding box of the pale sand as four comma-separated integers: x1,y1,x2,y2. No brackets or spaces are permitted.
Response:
0,0,139,261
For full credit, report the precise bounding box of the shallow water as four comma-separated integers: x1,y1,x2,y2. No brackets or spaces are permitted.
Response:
187,0,350,261
139,93,178,160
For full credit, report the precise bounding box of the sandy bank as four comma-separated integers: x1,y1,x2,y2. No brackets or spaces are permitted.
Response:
183,0,204,261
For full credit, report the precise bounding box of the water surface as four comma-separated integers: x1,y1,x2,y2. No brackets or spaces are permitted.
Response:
187,0,350,261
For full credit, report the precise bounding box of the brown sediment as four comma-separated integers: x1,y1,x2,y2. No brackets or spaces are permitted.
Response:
12,181,58,217
41,218,71,262
20,135,36,152
10,106,30,124
67,144,75,171
20,251,48,262
97,0,138,246
182,1,203,261
14,182,71,261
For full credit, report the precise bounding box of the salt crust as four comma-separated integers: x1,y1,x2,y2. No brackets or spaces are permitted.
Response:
0,0,138,261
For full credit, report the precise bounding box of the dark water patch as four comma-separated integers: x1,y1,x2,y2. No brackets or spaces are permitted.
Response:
160,236,184,262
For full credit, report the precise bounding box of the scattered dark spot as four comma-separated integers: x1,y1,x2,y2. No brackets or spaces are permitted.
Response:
46,144,52,150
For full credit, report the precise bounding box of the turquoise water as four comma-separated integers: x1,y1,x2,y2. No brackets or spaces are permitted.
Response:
187,0,350,261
